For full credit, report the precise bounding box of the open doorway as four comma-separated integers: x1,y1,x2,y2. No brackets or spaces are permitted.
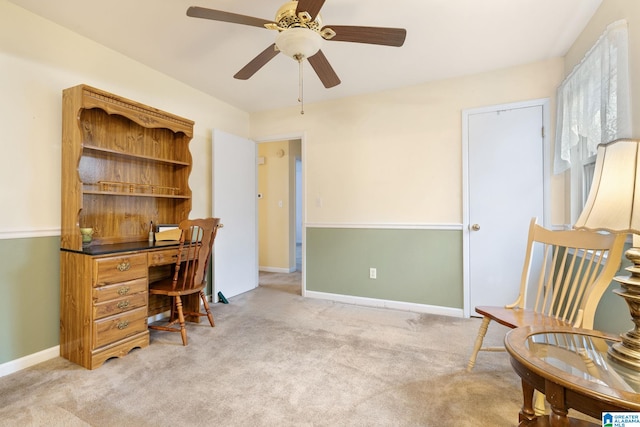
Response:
257,139,303,292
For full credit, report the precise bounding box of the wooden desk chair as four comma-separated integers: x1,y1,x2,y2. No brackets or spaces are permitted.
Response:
467,217,625,372
149,218,221,345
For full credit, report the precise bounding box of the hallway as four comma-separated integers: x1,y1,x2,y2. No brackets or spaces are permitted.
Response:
259,270,302,295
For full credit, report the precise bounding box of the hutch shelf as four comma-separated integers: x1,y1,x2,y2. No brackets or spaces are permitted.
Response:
61,85,194,249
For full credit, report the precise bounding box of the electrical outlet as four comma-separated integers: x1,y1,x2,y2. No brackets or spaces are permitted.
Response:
369,268,377,279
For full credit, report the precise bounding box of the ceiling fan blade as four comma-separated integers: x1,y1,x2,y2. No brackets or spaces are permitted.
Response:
186,6,273,29
308,50,340,88
234,44,280,80
325,25,407,47
295,0,326,21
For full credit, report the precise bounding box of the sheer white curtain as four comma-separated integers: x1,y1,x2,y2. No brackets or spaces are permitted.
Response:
554,19,631,174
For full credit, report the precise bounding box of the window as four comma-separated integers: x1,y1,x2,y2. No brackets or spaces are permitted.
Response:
568,139,597,224
582,158,596,206
554,19,631,224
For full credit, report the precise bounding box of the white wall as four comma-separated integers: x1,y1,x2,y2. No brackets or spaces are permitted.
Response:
250,58,566,226
0,0,250,237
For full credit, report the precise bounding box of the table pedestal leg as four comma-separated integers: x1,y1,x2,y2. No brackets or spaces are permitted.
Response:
519,379,537,424
548,407,570,426
546,381,569,427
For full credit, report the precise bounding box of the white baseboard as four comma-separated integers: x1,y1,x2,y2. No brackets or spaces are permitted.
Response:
259,266,295,273
304,291,464,318
1,311,174,377
0,346,60,378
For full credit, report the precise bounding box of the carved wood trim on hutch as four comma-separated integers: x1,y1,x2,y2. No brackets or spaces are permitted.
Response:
61,84,194,250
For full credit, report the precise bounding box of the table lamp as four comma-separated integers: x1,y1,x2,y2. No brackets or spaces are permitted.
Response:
574,138,640,369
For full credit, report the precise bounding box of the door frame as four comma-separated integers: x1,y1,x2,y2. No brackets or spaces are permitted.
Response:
461,98,551,317
255,131,307,296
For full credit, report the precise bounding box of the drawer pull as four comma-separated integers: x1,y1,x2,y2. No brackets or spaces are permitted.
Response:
117,286,130,296
116,261,131,272
117,300,130,309
117,321,129,330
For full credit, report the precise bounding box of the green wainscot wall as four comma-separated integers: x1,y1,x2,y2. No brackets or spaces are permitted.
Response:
594,240,635,336
306,227,463,308
0,236,60,364
4,229,629,367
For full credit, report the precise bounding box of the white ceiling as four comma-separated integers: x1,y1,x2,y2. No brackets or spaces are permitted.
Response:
7,0,602,113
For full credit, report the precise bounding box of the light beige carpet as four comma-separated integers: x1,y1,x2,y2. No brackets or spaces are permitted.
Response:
1,273,535,426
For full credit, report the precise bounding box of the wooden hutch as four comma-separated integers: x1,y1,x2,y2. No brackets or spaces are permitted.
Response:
59,84,195,369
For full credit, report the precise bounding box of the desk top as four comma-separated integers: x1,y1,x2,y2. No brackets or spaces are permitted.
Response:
60,240,180,256
505,326,640,415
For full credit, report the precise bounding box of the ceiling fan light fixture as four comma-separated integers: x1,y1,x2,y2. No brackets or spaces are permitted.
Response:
186,1,406,113
275,27,322,60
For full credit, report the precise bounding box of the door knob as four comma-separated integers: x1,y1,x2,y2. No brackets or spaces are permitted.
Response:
471,224,481,231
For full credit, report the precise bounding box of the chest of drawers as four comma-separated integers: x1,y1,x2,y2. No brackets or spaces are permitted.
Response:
60,251,150,369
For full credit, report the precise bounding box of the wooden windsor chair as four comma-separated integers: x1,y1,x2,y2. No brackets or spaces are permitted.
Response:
148,218,221,345
467,217,625,372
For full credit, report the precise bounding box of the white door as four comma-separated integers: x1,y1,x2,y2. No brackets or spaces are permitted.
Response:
464,102,547,314
212,129,258,299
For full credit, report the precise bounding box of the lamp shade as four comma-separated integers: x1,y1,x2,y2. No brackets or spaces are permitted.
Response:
275,27,322,59
574,138,640,234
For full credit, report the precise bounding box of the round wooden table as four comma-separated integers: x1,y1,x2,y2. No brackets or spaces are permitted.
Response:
505,325,640,426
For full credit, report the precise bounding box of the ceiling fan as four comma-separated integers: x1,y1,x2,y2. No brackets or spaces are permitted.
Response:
186,0,407,90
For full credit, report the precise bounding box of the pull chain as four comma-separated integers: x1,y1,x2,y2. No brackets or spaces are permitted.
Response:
294,54,305,115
